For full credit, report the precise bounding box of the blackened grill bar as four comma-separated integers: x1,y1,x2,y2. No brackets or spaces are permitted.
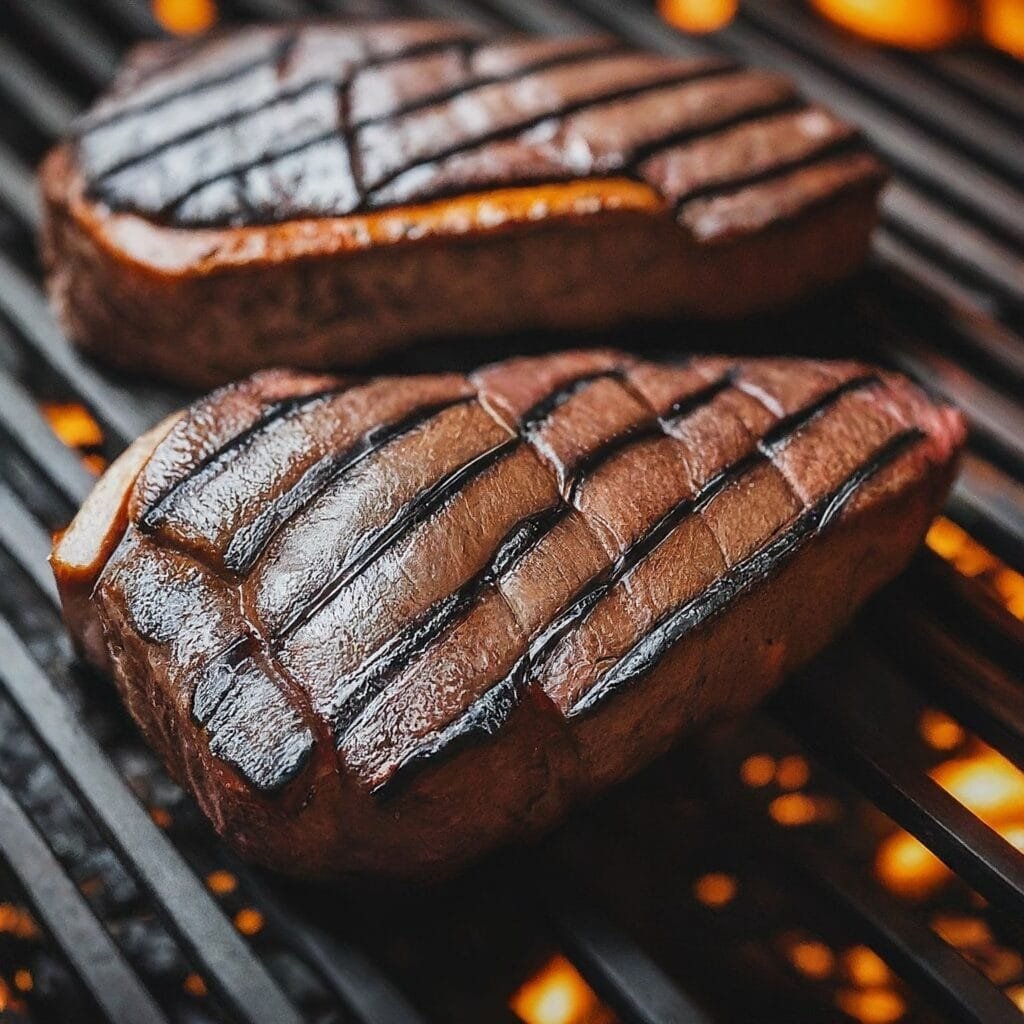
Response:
0,1,1023,1023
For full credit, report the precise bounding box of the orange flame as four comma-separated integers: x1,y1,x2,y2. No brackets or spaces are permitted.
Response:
877,743,1024,899
836,987,906,1023
234,908,264,937
207,870,238,895
694,871,738,907
0,905,39,940
152,0,217,35
658,0,738,34
810,0,972,50
510,955,611,1024
982,0,1024,58
927,517,1024,621
40,402,103,449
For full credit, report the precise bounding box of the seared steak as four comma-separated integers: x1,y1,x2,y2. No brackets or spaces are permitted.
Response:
41,20,887,386
52,351,962,880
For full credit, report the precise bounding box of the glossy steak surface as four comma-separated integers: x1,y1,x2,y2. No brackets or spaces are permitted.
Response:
75,22,877,232
52,352,964,878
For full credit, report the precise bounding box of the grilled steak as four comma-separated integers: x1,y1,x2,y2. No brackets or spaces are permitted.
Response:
41,20,887,387
52,351,963,880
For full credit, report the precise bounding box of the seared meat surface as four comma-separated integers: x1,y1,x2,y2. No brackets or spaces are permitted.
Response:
41,20,886,385
52,351,962,880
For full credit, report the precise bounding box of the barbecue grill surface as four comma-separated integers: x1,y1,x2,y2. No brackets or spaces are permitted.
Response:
0,2,1022,1023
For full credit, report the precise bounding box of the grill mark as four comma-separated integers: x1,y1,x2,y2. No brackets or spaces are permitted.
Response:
756,373,879,450
88,41,628,191
672,135,870,214
161,61,736,222
330,505,565,738
76,34,296,134
190,635,316,792
140,385,348,530
352,368,744,790
274,436,520,639
329,368,741,741
662,370,737,422
571,428,924,716
564,422,664,501
361,60,740,201
622,96,806,176
525,374,882,671
519,369,626,435
223,395,476,574
90,76,341,186
77,31,481,136
373,658,530,799
338,76,364,221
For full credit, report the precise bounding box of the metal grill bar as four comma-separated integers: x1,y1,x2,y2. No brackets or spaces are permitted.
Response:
0,363,96,506
0,781,169,1024
867,603,1024,768
776,834,1023,1024
776,647,1024,920
0,256,168,440
0,37,78,138
0,617,306,1024
550,899,712,1024
6,0,120,88
740,2,1024,181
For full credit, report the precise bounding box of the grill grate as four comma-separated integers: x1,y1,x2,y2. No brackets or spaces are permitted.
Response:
0,1,1022,1022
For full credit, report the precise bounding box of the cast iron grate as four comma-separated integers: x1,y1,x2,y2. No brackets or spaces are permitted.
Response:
0,1,1022,1022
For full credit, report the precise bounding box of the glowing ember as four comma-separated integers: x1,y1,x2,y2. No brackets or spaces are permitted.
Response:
1008,984,1024,1010
657,0,738,34
918,709,965,752
844,947,892,987
0,904,39,940
81,453,108,476
932,747,1024,823
810,0,971,50
875,830,950,899
981,0,1024,59
775,755,811,790
510,955,609,1024
152,0,217,35
149,806,172,828
836,987,906,1023
12,970,32,993
40,401,104,449
931,914,992,948
787,940,835,979
878,743,1024,899
183,973,208,997
693,871,738,907
741,753,776,787
769,792,818,825
207,870,238,895
926,517,1024,621
234,908,264,936
0,977,25,1015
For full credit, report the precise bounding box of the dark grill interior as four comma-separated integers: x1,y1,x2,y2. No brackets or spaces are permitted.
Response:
0,1,1022,1022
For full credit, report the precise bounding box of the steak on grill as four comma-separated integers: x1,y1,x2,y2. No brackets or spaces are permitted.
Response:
40,20,887,387
52,351,963,880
